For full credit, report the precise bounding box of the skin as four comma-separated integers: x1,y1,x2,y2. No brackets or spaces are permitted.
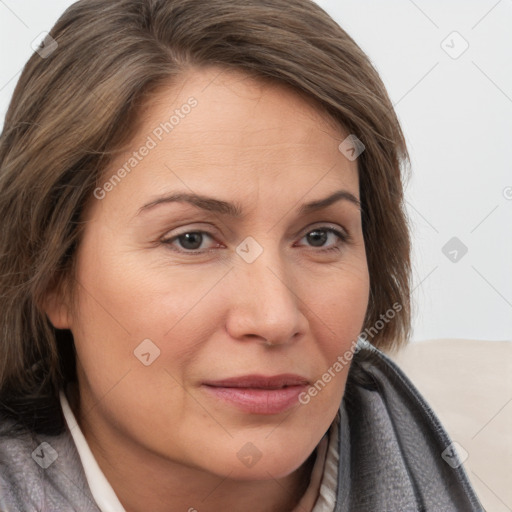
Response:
45,66,370,512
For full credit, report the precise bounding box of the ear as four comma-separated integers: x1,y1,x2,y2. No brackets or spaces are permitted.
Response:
42,288,72,330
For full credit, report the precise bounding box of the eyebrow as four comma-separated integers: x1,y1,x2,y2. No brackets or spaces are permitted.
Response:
137,189,361,217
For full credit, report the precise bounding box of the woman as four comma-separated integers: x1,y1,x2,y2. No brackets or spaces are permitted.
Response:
0,0,483,510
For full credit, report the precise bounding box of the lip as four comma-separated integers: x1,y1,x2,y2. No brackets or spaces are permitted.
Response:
201,374,309,415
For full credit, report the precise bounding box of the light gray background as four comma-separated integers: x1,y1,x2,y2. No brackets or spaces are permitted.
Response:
1,0,511,342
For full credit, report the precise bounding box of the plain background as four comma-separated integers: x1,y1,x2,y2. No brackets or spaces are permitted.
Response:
0,0,511,342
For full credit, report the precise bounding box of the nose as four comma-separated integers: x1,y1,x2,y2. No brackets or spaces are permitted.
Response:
225,245,308,347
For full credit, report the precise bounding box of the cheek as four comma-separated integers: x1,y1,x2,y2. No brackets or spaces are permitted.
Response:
296,259,369,407
69,240,228,402
309,261,370,354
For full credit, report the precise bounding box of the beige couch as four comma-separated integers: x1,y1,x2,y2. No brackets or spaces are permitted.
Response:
390,339,512,512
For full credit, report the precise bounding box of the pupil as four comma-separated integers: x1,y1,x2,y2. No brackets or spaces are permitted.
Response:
180,233,202,250
307,230,327,247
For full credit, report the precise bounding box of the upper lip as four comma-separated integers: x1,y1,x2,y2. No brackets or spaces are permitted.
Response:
202,374,309,389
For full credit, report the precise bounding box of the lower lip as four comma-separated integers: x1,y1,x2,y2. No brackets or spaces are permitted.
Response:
202,385,306,415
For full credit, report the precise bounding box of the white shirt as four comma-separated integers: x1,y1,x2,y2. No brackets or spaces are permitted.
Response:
59,390,339,512
60,391,127,511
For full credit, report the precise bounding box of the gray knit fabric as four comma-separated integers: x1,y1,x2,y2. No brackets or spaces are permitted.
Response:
0,342,483,511
0,422,100,510
335,342,483,511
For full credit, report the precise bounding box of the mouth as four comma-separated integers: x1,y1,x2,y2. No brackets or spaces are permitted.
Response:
201,374,309,415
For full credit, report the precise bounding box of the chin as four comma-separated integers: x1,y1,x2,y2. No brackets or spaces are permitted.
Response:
192,436,317,482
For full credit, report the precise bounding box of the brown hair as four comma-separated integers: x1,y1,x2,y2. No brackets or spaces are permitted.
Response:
0,0,411,434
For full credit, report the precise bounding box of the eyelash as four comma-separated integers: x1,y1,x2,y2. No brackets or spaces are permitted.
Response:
161,226,350,255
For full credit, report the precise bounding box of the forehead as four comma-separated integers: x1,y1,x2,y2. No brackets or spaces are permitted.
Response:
142,66,343,137
93,66,359,214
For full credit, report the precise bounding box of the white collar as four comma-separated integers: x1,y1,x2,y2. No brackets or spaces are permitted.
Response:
59,390,127,512
312,412,339,512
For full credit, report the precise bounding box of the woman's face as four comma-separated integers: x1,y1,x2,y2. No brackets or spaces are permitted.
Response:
49,67,369,480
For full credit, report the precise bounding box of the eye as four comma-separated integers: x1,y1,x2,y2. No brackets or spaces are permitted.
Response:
161,225,349,255
297,226,349,252
162,231,220,253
